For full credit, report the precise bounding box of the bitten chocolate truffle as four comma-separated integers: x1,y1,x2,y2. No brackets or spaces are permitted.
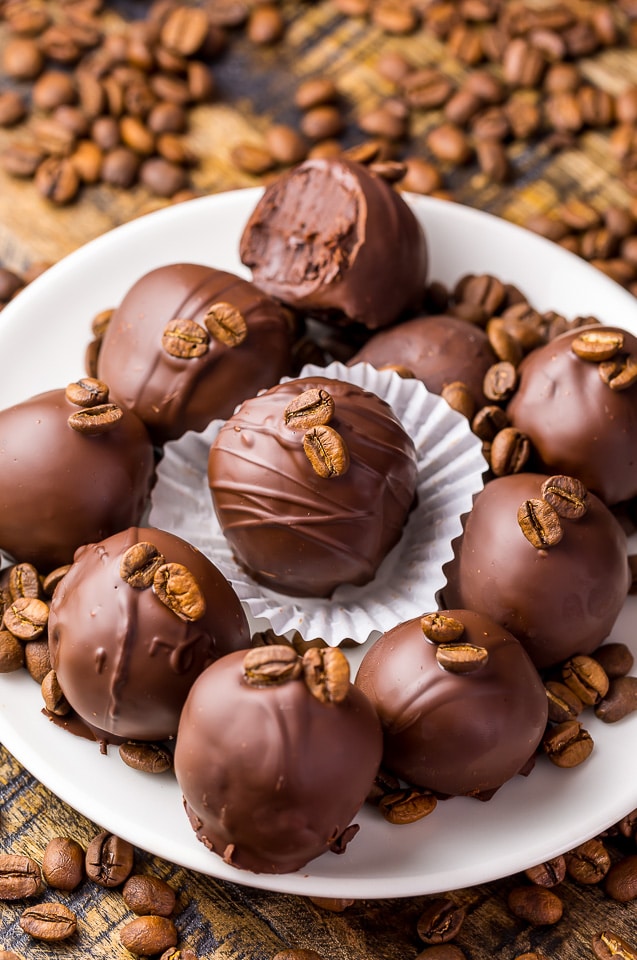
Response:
239,157,428,330
174,645,382,874
507,326,637,505
350,314,498,408
446,473,630,670
0,383,154,571
355,609,548,797
97,263,293,445
208,376,418,597
48,526,250,743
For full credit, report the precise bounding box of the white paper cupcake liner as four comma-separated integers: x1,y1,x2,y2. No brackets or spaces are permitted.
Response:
148,361,487,645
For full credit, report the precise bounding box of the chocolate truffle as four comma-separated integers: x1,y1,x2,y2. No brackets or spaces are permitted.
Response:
48,526,250,742
446,473,630,670
239,157,428,330
0,384,154,571
174,645,382,874
507,326,637,505
97,263,293,445
350,314,497,408
355,609,548,797
208,376,418,597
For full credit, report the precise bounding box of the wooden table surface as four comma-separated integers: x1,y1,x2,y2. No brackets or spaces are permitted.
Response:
1,2,637,958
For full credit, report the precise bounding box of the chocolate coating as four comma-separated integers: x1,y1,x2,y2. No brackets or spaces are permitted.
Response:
0,388,154,570
48,526,250,742
355,609,548,796
239,158,428,330
507,326,637,505
97,263,293,445
174,648,382,874
350,314,497,407
447,474,630,670
208,376,418,597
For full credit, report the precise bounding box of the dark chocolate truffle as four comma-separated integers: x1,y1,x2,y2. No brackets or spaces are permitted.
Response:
446,473,630,670
239,157,428,330
48,526,250,742
174,646,382,874
97,263,293,445
355,609,548,797
350,314,497,408
507,326,637,505
0,386,154,571
208,376,418,597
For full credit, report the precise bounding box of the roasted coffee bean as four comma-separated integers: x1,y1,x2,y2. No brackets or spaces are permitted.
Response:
436,642,488,674
120,542,166,589
264,124,307,166
86,831,134,887
302,647,350,703
162,317,209,358
204,301,247,347
153,563,206,621
571,329,624,361
0,90,26,127
284,388,334,430
599,354,637,391
67,402,123,435
367,767,401,805
2,36,44,79
42,837,85,892
545,680,583,723
230,141,276,175
308,896,355,912
0,267,23,302
122,874,176,917
140,157,188,197
32,70,77,111
487,318,524,366
243,645,302,686
617,808,637,840
1,142,46,178
120,915,178,956
3,596,49,640
358,102,408,141
441,381,475,420
24,639,52,683
372,1,419,34
159,948,198,960
541,474,588,520
0,854,43,900
35,157,81,205
471,404,509,442
490,427,530,476
20,902,77,941
303,425,350,478
483,360,517,402
379,786,437,824
562,654,610,705
542,719,594,768
566,838,611,884
507,886,563,925
417,897,466,944
415,948,467,960
0,629,25,673
294,77,339,111
421,612,465,644
91,307,114,339
119,741,174,774
605,855,637,902
517,498,563,549
65,377,109,408
42,670,71,716
120,115,155,156
524,855,566,887
595,676,637,723
101,147,141,188
161,5,210,55
247,4,286,45
426,123,472,165
592,930,637,960
71,139,103,182
300,105,344,141
148,101,187,135
444,88,482,126
9,563,41,600
401,68,454,110
32,116,77,156
399,157,442,195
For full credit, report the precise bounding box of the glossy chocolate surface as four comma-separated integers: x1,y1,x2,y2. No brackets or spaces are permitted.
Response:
507,326,637,505
174,648,382,874
446,474,630,670
208,376,418,597
350,314,497,407
48,526,250,742
355,609,548,796
239,158,428,330
97,263,293,445
0,388,154,571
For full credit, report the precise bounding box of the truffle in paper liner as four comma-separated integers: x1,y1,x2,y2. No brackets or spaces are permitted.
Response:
148,361,487,645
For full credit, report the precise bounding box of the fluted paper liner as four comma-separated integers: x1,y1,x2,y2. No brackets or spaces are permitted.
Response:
149,361,487,645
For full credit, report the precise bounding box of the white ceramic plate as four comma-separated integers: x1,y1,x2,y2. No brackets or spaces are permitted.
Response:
1,189,636,900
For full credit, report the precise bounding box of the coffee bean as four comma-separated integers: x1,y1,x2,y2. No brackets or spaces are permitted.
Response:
562,654,610,705
541,474,588,520
372,1,419,34
120,915,178,956
427,123,472,164
444,89,483,126
490,427,530,476
417,897,466,944
524,855,566,887
35,157,81,205
415,948,467,960
243,645,302,687
86,831,134,888
152,563,206,622
441,381,475,419
204,301,248,347
148,101,187,134
67,402,123,435
91,307,114,339
507,886,563,925
294,77,339,111
120,542,166,589
592,930,637,960
2,36,44,79
605,855,637,902
471,404,509,442
421,613,465,644
160,948,198,960
284,388,335,431
379,786,437,824
401,68,454,110
20,902,77,942
32,70,77,110
300,105,344,141
3,596,49,640
302,647,350,703
9,563,41,600
483,360,517,402
595,676,637,723
436,642,488,673
101,146,141,188
0,267,23,302
42,837,85,892
0,91,27,127
264,124,307,166
0,630,25,673
542,719,594,768
162,317,209,358
571,329,624,361
303,424,350,478
161,6,210,56
358,102,408,141
120,115,156,156
65,377,109,408
599,354,637,391
122,874,176,917
119,741,174,774
544,680,583,723
230,141,276,175
308,896,355,912
399,157,442,195
517,498,563,550
24,639,52,683
140,157,189,196
566,838,611,884
0,854,43,900
42,670,71,717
